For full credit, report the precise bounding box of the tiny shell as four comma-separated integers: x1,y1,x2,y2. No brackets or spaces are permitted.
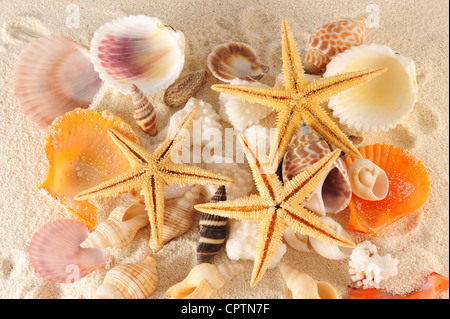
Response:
279,263,339,299
80,202,148,249
29,219,108,283
94,255,158,299
164,70,208,108
347,159,389,201
90,15,185,94
13,35,102,128
207,42,269,82
130,83,157,136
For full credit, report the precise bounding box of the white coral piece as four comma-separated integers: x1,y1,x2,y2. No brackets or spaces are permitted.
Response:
348,241,399,289
218,79,273,130
226,220,286,269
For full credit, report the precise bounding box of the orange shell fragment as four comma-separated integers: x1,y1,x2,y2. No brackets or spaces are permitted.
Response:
344,144,430,235
39,109,140,228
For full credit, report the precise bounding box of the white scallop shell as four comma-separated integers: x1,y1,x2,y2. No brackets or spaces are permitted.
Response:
90,15,185,94
347,159,389,201
324,44,418,133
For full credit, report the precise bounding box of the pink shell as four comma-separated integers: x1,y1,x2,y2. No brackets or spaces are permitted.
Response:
304,19,367,73
28,219,108,283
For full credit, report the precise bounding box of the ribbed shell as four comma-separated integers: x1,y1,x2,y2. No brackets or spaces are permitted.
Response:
164,70,208,108
131,84,157,136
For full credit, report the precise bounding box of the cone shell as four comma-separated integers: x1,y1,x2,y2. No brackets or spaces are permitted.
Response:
80,203,148,249
304,19,367,74
344,144,430,235
94,255,158,299
282,125,352,216
39,109,140,228
131,84,157,136
149,185,202,253
13,35,102,128
346,272,449,299
207,42,269,82
280,264,339,299
90,15,185,94
28,219,108,283
324,44,418,133
347,159,389,201
197,186,228,264
164,70,208,108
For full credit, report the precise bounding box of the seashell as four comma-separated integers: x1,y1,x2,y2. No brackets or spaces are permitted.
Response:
166,261,243,299
164,69,208,108
279,263,339,299
347,159,389,201
324,44,418,133
282,125,352,216
344,144,430,235
196,186,228,264
94,255,158,299
130,84,157,136
13,35,102,128
90,15,185,94
164,184,193,199
80,202,148,249
304,19,367,74
283,227,313,253
149,185,202,252
39,109,140,228
346,272,449,299
28,219,108,283
207,42,269,83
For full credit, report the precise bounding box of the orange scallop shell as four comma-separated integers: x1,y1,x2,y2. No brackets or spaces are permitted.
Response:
344,144,430,235
39,109,140,228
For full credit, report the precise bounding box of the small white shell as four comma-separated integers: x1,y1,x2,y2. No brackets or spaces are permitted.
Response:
283,227,313,253
347,159,389,201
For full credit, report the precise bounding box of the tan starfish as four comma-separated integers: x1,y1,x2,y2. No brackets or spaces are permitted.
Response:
75,107,234,247
211,19,386,167
194,134,355,286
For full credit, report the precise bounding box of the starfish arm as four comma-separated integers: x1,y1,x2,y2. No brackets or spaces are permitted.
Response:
142,175,166,247
74,167,147,200
107,129,152,167
161,162,234,186
153,107,198,162
194,195,271,221
251,208,286,286
280,203,355,248
238,134,284,201
282,149,340,205
281,19,308,92
211,84,291,112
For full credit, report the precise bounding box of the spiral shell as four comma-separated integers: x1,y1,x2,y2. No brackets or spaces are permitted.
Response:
130,83,157,136
164,69,208,108
347,159,389,201
94,255,158,299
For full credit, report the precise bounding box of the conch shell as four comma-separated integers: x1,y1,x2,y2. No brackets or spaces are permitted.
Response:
279,263,339,299
80,202,148,249
166,261,243,299
347,159,389,201
94,255,158,299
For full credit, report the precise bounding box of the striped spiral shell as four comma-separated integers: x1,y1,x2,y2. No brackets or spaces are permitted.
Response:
131,84,157,136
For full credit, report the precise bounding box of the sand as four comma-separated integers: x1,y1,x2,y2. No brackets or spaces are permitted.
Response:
0,0,448,299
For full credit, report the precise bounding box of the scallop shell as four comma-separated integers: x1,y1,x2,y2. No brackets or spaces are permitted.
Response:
39,109,140,228
282,125,352,216
324,44,418,133
80,203,148,249
279,264,339,299
90,15,185,94
197,186,228,264
304,19,367,74
166,261,243,299
207,42,269,82
149,185,202,253
344,144,430,235
130,83,157,136
28,219,108,283
13,35,102,128
347,159,389,201
94,255,158,299
164,69,208,108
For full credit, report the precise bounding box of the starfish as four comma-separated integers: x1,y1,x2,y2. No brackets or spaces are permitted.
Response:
211,19,386,167
75,107,234,247
194,134,355,286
